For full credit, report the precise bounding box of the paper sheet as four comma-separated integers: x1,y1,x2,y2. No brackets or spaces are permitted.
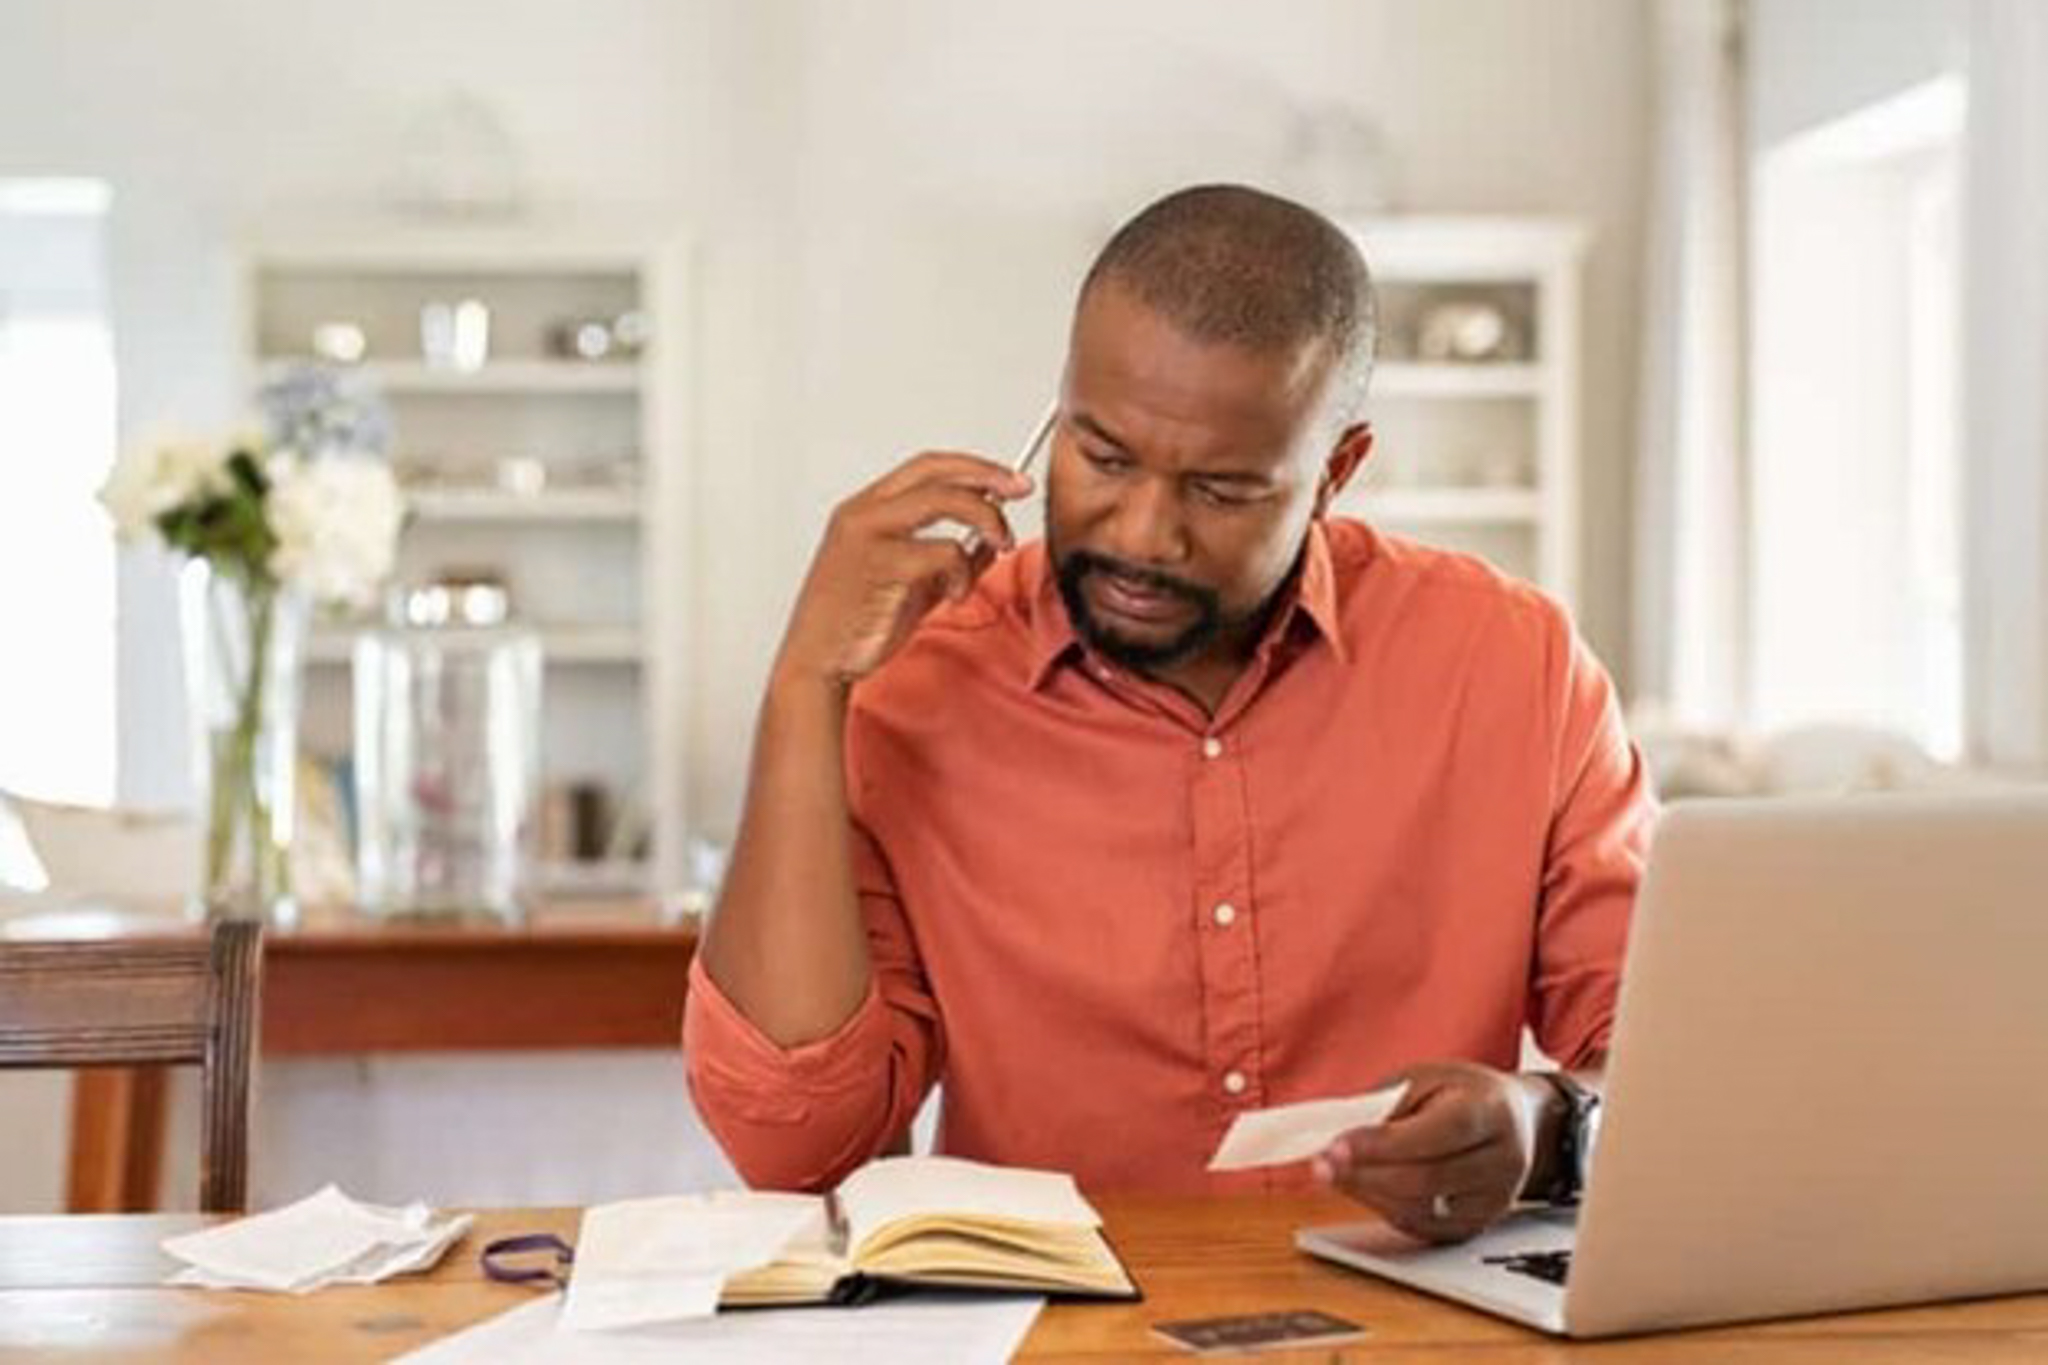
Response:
561,1192,823,1332
161,1185,472,1292
397,1290,1045,1364
1207,1083,1411,1171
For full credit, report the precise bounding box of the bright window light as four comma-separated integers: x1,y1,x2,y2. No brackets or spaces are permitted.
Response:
1749,78,1964,758
0,178,119,807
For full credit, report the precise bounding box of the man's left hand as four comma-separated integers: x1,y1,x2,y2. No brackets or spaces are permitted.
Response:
1312,1062,1556,1244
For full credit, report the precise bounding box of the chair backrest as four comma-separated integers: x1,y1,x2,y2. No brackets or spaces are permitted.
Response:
0,920,262,1213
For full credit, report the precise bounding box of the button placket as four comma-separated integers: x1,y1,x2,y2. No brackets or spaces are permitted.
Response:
1189,720,1261,1112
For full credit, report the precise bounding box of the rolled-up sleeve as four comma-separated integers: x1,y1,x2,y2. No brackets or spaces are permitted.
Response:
682,818,945,1191
1528,621,1657,1068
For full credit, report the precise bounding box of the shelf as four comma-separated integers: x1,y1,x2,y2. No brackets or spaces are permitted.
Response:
1342,216,1591,280
535,859,652,899
308,626,645,667
1373,362,1544,399
406,488,644,524
1367,488,1543,523
261,359,641,396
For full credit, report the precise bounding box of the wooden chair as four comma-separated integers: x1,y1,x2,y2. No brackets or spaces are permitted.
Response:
0,920,262,1213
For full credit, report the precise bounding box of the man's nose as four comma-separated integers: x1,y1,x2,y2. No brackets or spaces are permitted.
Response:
1102,475,1190,567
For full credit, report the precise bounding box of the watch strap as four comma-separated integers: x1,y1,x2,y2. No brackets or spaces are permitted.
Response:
1534,1071,1599,1206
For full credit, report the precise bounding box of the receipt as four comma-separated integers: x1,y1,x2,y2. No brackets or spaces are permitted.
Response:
1207,1084,1410,1172
560,1191,822,1332
161,1185,472,1293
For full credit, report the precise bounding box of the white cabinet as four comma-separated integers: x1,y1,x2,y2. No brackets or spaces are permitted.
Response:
237,223,693,897
1336,217,1587,607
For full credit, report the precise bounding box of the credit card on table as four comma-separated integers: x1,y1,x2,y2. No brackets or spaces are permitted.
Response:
1151,1308,1367,1353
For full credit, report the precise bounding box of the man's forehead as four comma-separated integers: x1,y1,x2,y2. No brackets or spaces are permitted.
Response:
1067,284,1334,455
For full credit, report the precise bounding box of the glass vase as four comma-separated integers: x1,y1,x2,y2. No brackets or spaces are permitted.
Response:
353,580,542,922
181,560,308,924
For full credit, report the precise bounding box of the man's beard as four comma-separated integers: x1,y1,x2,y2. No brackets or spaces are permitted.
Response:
1051,543,1227,672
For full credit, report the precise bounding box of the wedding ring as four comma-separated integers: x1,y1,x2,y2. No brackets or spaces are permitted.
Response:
1431,1192,1455,1221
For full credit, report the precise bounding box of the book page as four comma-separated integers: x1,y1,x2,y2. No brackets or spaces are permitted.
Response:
720,1204,848,1305
836,1156,1100,1258
859,1226,1131,1290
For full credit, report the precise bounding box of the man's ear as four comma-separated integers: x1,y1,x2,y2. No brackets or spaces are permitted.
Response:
1314,423,1375,518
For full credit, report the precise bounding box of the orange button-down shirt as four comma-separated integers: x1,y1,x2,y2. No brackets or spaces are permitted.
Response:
685,519,1654,1196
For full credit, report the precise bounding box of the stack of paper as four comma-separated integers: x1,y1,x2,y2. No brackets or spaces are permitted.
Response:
162,1185,474,1292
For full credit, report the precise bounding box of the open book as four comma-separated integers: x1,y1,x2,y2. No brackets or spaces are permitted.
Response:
564,1155,1137,1328
724,1156,1137,1305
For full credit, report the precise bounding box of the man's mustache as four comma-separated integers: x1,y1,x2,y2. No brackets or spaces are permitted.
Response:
1062,550,1213,607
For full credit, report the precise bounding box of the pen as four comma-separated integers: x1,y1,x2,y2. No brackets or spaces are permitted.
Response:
960,399,1057,557
1010,399,1058,481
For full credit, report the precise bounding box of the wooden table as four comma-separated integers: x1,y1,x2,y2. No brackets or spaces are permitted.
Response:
0,903,699,1214
4,1192,2048,1361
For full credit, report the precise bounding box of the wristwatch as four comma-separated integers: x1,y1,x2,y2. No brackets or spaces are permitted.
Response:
1532,1071,1602,1206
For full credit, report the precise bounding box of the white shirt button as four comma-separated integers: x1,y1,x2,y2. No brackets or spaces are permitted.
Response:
1202,737,1224,760
1223,1070,1248,1096
1212,902,1237,927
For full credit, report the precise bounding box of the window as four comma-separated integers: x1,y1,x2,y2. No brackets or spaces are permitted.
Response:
1748,77,1964,757
1902,149,1961,758
0,179,118,806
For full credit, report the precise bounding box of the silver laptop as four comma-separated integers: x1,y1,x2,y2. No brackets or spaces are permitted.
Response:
1298,791,2048,1338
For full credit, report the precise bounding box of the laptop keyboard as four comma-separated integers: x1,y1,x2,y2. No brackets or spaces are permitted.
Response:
1482,1250,1572,1286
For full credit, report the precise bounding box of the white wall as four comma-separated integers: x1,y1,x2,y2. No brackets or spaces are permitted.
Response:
0,0,1652,1209
696,0,1653,833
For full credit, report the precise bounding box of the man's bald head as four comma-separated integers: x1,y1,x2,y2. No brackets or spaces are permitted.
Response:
1079,184,1377,429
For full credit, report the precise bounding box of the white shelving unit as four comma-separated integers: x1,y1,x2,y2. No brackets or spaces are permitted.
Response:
1372,361,1546,399
301,359,647,396
1336,217,1587,606
236,220,693,895
406,488,644,524
304,625,646,667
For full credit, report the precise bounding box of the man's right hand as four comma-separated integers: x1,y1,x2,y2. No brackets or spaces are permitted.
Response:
776,452,1035,686
705,450,1033,1046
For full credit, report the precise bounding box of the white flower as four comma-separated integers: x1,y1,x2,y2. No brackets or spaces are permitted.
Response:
97,430,236,540
266,456,405,608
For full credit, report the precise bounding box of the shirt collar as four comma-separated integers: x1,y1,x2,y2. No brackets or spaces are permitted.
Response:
1024,544,1080,691
1290,519,1347,663
1022,520,1348,692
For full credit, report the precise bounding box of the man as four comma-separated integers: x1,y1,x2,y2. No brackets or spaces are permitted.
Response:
686,184,1653,1244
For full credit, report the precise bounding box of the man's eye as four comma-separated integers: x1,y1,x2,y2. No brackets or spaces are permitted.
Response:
1083,449,1132,475
1192,481,1257,507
